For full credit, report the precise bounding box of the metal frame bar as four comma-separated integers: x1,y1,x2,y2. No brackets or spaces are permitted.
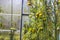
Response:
20,0,23,40
20,0,29,40
22,14,29,16
11,0,13,27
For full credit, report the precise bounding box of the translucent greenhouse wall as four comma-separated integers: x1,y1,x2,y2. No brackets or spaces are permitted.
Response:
0,0,60,40
0,0,21,40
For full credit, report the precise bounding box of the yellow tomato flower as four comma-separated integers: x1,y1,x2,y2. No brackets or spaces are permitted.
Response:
27,3,31,5
27,1,31,6
39,13,42,16
36,13,39,18
36,13,39,16
36,11,43,18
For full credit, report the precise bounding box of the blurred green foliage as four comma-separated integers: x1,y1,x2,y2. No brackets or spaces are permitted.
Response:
22,0,60,40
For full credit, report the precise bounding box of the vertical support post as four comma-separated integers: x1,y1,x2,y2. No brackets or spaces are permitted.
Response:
10,30,14,40
20,0,23,40
10,0,13,40
11,0,13,27
10,28,16,40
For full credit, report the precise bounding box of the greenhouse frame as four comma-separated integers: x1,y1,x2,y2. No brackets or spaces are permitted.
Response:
0,0,60,40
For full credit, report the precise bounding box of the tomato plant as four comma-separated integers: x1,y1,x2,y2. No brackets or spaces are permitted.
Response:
22,0,59,40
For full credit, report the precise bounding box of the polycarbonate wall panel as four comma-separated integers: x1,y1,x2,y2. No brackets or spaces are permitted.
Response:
0,0,21,14
13,0,21,14
12,15,21,29
23,0,30,14
22,16,29,27
0,0,11,13
0,15,11,29
0,0,21,40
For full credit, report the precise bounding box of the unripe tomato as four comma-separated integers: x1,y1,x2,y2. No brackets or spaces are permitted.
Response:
36,13,39,18
39,13,42,16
